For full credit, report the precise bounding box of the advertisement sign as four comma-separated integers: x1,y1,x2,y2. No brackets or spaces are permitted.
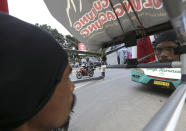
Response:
78,43,87,51
143,68,181,79
44,0,186,51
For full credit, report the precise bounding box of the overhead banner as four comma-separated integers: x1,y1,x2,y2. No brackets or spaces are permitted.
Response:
44,0,186,51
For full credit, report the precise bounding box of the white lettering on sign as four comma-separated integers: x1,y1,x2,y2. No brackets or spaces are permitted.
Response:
66,0,82,27
67,0,163,37
142,68,181,79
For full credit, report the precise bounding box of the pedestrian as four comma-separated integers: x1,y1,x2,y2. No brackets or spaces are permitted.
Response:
111,44,126,64
153,30,180,62
85,57,92,74
117,47,130,64
0,12,76,131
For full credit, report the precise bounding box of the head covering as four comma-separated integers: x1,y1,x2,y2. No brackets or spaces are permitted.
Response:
154,30,179,47
0,12,68,130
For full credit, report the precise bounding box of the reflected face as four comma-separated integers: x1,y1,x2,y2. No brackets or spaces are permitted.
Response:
23,64,76,130
155,41,180,62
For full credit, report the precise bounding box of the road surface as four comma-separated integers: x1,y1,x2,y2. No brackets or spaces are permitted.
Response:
68,69,186,131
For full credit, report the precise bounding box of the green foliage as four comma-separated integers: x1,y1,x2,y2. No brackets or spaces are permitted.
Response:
35,23,100,64
65,35,79,49
35,23,81,63
35,23,80,50
35,23,65,46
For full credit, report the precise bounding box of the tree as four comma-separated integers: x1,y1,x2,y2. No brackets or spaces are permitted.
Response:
65,35,79,49
35,23,88,64
35,23,65,47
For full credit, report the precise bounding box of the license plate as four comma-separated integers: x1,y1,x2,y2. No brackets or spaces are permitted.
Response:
154,80,170,87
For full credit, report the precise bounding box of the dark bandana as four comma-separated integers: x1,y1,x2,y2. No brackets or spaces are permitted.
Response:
154,30,179,47
0,12,68,130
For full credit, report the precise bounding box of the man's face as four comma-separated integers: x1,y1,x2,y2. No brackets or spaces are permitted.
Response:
22,64,76,130
155,41,180,62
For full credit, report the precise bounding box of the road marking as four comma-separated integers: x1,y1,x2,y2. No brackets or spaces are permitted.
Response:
75,82,90,90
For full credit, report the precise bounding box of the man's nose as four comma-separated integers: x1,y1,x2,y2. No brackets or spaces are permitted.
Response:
160,50,169,58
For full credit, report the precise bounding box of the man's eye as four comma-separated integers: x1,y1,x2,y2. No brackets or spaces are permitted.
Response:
166,47,174,51
156,48,162,52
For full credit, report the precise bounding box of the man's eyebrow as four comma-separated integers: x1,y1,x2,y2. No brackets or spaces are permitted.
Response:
157,46,177,49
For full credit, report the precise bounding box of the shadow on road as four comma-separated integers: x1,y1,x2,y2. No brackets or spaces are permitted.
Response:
134,84,174,98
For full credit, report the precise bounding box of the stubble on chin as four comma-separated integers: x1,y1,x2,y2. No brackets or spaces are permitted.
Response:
51,94,76,131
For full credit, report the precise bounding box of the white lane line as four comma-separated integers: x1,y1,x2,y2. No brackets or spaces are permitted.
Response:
75,82,90,90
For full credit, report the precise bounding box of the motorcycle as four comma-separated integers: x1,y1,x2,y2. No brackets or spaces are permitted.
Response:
76,64,94,79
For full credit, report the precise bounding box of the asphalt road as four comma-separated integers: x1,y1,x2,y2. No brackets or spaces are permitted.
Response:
68,69,186,131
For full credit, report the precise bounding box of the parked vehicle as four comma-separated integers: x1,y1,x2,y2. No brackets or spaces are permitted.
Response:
76,64,95,79
89,57,101,67
131,68,181,89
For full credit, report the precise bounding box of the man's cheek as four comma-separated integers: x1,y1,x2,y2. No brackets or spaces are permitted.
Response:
174,55,180,61
71,94,76,111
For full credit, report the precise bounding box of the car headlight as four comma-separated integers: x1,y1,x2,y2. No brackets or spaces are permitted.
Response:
133,68,144,74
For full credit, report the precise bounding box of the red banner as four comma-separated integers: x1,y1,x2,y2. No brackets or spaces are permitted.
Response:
137,36,155,63
78,43,87,51
0,0,9,13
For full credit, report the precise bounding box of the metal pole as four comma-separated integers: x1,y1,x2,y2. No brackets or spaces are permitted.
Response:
137,53,155,63
172,61,182,68
163,0,186,81
105,45,125,56
64,48,101,56
106,64,128,68
137,62,172,68
143,84,186,131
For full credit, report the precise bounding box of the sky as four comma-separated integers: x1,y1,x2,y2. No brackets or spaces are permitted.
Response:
7,0,71,36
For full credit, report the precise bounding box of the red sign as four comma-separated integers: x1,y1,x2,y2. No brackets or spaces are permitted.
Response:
137,36,155,63
0,0,9,13
78,43,87,51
